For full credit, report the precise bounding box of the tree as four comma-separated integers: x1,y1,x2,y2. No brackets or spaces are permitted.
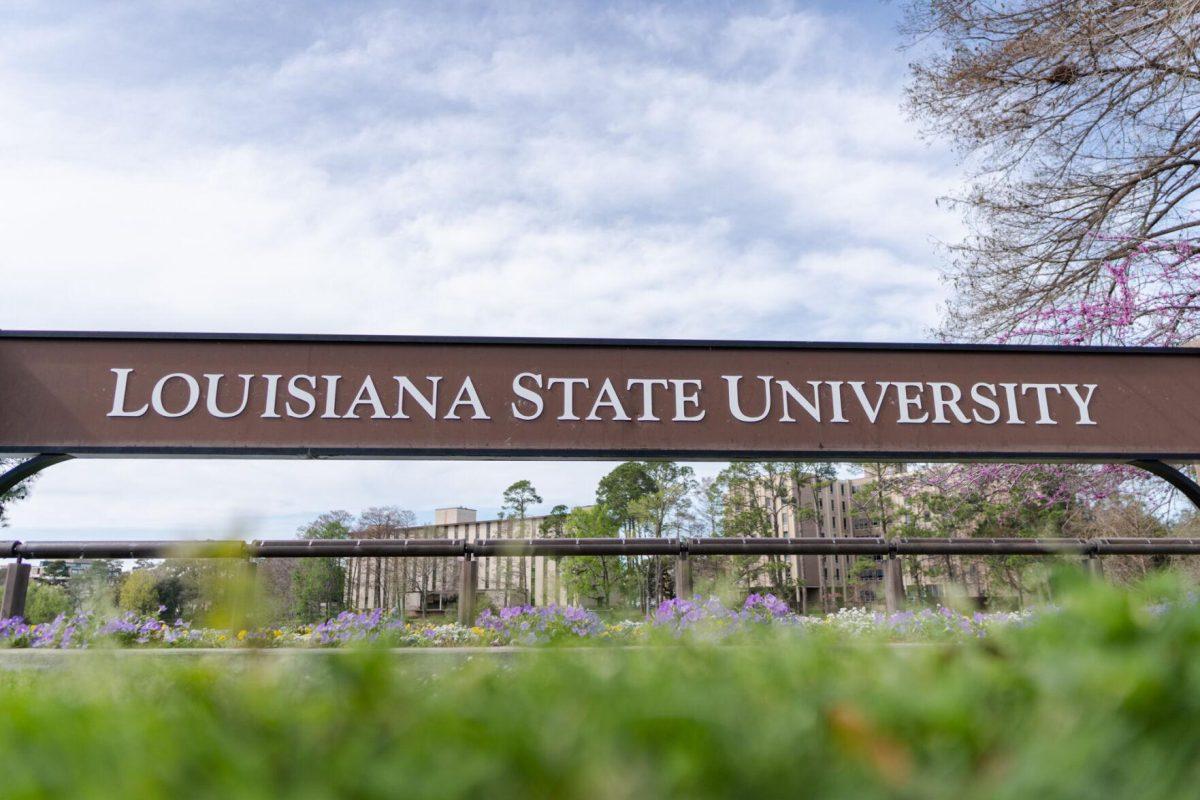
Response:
502,480,543,601
537,504,571,603
594,462,683,610
787,462,839,612
40,560,70,584
597,463,656,534
905,4,1200,525
24,582,71,623
539,504,570,538
716,463,778,595
630,462,696,608
904,1,1200,343
560,505,627,607
714,462,819,607
68,560,122,614
153,562,202,622
353,507,415,612
291,511,352,622
502,480,543,520
119,568,161,615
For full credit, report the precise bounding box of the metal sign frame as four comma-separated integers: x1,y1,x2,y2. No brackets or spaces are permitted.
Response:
1,330,1199,505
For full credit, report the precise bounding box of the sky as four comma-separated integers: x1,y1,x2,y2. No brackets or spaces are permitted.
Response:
0,1,963,539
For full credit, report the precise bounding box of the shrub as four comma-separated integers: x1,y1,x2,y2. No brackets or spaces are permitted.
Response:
0,576,1199,797
23,582,71,624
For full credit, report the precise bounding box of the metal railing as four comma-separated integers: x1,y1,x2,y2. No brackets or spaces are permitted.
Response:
6,536,1200,559
5,536,1200,622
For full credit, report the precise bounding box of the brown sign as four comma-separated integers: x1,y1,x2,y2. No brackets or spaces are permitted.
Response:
1,332,1198,460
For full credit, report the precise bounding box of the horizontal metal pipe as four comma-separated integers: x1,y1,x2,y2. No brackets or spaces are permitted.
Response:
473,538,682,557
10,537,1200,560
8,541,252,559
249,539,466,557
894,539,1091,555
688,538,890,555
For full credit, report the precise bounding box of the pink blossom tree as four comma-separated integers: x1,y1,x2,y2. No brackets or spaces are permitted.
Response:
899,236,1200,527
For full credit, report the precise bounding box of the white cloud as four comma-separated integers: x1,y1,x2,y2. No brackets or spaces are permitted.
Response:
0,1,962,537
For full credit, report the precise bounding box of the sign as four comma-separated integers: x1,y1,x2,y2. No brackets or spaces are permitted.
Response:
1,332,1198,460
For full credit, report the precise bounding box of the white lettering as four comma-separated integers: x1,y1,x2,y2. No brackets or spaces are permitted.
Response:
286,375,317,418
970,383,1001,425
585,378,631,421
203,373,253,419
723,375,772,423
826,381,848,424
262,375,282,419
445,377,490,420
777,380,822,423
894,382,929,424
999,382,1023,425
1022,383,1061,425
1062,383,1098,425
626,378,669,421
344,376,389,419
928,381,971,424
670,379,705,422
849,381,891,424
393,376,441,420
107,368,148,417
547,377,590,421
151,373,200,418
511,372,544,421
320,376,340,419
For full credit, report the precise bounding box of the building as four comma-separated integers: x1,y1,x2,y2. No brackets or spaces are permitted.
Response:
347,472,962,615
750,475,888,609
345,507,568,614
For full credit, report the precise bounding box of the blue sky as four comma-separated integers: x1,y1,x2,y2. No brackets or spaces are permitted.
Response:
0,1,963,537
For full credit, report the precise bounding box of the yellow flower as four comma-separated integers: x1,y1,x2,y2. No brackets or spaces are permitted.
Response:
470,626,485,636
217,634,227,642
274,629,283,637
237,630,247,641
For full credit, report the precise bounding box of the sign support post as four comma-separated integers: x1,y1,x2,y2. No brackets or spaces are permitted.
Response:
457,555,477,627
675,545,693,599
884,552,903,612
1,561,30,620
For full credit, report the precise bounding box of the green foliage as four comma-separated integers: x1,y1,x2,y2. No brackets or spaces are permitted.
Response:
300,511,354,541
118,569,160,615
596,462,657,531
22,583,70,624
291,512,352,622
560,505,628,607
502,480,542,520
629,462,695,537
291,559,345,623
39,561,69,581
3,577,1200,797
539,504,569,537
66,561,122,615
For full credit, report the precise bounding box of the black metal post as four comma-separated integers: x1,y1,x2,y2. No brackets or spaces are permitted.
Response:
1084,540,1105,577
674,546,693,599
1,561,31,619
884,553,903,612
457,556,477,626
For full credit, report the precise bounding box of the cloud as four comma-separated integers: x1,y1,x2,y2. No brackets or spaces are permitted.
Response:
0,1,962,536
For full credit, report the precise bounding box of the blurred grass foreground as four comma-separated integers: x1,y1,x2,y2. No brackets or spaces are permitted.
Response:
3,574,1200,798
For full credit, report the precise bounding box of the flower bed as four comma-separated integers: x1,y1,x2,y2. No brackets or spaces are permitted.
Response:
0,596,1032,649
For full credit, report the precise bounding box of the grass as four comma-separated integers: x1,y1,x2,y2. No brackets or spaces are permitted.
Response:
2,572,1200,798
